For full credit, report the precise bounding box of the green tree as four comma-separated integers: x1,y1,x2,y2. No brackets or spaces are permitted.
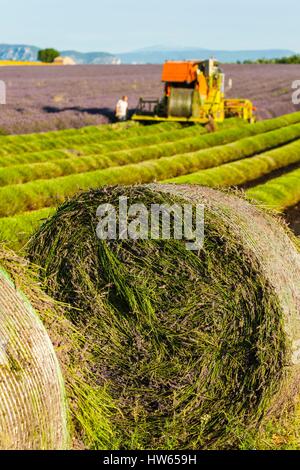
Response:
38,48,60,63
241,54,300,65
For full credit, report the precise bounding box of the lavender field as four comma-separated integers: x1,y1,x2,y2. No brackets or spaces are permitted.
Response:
0,64,299,134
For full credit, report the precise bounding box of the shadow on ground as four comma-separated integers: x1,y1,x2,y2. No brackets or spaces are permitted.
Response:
43,106,115,121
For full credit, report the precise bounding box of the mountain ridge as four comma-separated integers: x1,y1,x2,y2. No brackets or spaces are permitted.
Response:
117,48,296,64
0,43,296,64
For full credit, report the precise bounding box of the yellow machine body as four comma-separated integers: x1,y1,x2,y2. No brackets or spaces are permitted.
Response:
132,59,255,124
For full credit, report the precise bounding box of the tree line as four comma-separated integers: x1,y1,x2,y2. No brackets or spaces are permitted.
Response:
237,54,300,64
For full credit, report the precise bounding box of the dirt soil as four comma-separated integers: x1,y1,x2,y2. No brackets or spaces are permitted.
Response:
285,205,300,236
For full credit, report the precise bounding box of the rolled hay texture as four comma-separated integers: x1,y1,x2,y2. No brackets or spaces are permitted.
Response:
0,121,181,157
166,138,300,187
3,121,300,218
0,246,118,449
28,185,300,450
246,167,300,211
0,262,68,449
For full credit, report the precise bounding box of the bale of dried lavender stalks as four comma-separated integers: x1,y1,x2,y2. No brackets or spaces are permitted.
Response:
28,184,300,449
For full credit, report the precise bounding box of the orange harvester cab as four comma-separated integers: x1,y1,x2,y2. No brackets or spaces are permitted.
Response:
162,61,199,83
162,61,208,99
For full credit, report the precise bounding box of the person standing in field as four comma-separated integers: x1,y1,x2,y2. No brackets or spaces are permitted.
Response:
115,96,129,121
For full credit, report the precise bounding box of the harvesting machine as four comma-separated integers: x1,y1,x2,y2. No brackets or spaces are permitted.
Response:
132,59,255,124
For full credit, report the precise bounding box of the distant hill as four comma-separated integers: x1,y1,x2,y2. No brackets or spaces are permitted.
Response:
117,47,297,64
59,50,120,64
0,44,118,64
0,43,296,65
0,44,39,62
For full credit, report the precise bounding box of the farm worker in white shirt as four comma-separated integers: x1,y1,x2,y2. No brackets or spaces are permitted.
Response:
115,95,129,121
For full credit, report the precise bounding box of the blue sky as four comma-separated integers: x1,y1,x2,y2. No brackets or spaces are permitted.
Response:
0,0,299,53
